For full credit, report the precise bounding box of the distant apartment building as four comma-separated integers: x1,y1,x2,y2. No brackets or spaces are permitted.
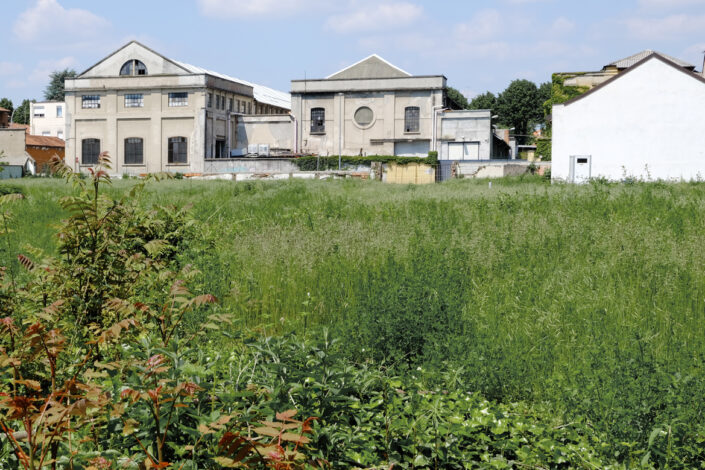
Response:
30,101,66,140
64,41,290,175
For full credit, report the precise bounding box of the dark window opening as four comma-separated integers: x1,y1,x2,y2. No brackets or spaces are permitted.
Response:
311,108,325,133
81,138,100,165
124,137,144,165
120,60,148,76
577,158,588,164
405,106,420,133
168,137,187,164
215,139,226,158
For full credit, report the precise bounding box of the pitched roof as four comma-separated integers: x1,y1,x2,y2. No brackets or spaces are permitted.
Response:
174,60,291,110
606,50,695,71
563,53,705,107
326,54,412,80
80,40,290,110
0,107,9,112
26,134,65,148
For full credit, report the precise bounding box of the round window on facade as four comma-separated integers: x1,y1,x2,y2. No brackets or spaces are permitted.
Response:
354,107,374,127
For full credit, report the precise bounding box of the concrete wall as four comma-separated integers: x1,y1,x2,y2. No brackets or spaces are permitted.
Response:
291,88,443,156
203,158,299,174
552,57,705,182
235,115,293,153
438,110,492,160
30,101,66,139
0,128,27,158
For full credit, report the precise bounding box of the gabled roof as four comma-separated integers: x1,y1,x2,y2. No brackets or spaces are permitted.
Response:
79,40,290,110
563,53,705,107
606,50,695,71
326,54,412,80
0,107,9,112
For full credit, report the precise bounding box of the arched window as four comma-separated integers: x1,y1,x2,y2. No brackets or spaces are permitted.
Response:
81,138,100,165
120,60,148,76
311,108,325,133
404,106,420,133
124,138,144,165
168,137,188,164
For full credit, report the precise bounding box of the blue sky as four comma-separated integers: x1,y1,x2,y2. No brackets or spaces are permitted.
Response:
2,0,705,106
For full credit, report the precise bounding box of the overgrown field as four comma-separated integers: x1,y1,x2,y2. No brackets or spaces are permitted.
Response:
2,174,705,467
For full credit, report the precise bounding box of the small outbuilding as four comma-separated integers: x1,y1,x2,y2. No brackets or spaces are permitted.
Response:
552,53,705,182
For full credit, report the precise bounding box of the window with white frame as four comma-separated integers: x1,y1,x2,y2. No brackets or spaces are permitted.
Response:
56,106,63,118
82,95,100,109
33,106,45,118
168,92,188,107
125,94,144,108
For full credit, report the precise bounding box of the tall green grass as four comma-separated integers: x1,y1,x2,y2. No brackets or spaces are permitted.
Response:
4,175,705,460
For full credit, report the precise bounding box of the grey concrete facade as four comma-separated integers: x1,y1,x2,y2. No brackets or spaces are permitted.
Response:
65,41,290,175
291,55,447,157
438,110,493,160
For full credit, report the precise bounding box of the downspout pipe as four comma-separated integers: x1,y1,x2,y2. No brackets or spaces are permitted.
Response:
432,105,444,153
290,113,298,154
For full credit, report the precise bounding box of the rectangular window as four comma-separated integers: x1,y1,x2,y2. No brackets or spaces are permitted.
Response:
81,138,100,164
125,93,144,108
228,98,233,112
82,95,100,109
247,102,251,114
33,106,45,117
207,93,213,108
57,131,64,139
216,95,221,109
168,92,188,107
168,137,188,164
42,131,50,136
311,108,325,133
404,106,420,133
215,139,226,158
56,106,63,118
124,137,144,165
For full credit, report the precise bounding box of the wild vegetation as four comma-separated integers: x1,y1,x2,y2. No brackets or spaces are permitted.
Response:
2,168,705,467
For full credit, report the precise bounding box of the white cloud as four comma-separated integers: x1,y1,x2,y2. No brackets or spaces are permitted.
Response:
0,62,23,76
198,0,323,17
625,14,705,39
13,0,110,49
29,57,78,84
325,2,423,33
639,0,705,8
454,9,502,41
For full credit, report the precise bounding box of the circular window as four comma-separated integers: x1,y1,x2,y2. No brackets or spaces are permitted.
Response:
354,107,374,127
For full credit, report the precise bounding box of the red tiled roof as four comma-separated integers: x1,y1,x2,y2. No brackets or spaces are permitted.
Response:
26,134,65,148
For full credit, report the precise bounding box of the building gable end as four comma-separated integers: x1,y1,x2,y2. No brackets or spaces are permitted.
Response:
326,55,412,80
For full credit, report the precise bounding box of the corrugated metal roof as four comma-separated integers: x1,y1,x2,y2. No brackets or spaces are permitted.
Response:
608,50,695,70
174,60,291,110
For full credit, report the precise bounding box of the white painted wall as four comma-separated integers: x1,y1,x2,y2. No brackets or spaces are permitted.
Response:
553,57,705,182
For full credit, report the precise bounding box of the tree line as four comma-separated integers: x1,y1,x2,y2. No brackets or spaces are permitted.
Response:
1,68,76,124
447,80,551,143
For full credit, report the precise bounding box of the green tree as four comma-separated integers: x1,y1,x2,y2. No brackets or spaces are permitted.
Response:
445,86,469,109
12,99,32,125
468,91,497,111
0,98,12,115
495,79,543,142
44,68,77,101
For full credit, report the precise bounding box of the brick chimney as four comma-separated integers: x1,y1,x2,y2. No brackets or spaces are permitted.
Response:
0,107,10,128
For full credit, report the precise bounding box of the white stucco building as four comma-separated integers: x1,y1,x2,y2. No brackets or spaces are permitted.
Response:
552,53,705,182
30,101,66,140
